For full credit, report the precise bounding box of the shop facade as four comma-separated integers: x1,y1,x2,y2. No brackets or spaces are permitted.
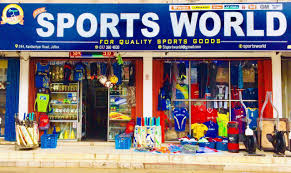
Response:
0,2,290,142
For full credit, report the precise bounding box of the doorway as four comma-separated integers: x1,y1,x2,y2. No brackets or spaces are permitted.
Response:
82,80,108,141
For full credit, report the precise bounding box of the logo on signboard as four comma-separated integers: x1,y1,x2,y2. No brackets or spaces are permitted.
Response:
271,4,282,10
212,5,223,9
248,4,257,10
1,4,24,25
191,5,211,10
224,5,239,9
259,4,270,10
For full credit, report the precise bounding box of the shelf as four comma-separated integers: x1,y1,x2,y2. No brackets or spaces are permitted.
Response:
109,127,126,129
57,139,78,141
51,103,78,105
109,119,131,121
110,95,127,97
50,120,77,122
51,92,78,93
51,82,78,84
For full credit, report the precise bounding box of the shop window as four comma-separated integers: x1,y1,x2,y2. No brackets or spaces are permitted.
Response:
156,59,259,141
31,59,142,141
282,58,291,118
0,60,7,137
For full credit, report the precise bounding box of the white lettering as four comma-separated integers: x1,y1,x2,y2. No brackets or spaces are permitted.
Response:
57,13,75,37
199,12,221,37
120,13,140,37
141,12,160,38
224,12,245,36
267,12,287,36
170,12,198,37
247,12,264,36
76,13,98,38
36,13,55,37
100,13,120,37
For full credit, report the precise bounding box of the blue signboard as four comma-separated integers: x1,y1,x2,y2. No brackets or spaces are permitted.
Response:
0,3,290,51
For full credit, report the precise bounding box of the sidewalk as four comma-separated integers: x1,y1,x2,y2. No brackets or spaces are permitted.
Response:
0,142,290,172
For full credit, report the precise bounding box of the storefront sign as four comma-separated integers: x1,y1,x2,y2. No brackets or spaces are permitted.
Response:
0,3,291,51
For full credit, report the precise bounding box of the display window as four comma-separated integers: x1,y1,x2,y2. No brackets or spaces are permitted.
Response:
282,57,291,118
28,58,143,141
153,58,272,142
0,60,7,137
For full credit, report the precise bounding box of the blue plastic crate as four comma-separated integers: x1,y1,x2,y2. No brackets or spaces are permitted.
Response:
205,142,216,149
115,134,131,149
41,134,58,149
181,141,197,145
216,142,228,151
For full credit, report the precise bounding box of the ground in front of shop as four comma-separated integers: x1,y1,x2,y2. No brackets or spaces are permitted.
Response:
0,141,290,172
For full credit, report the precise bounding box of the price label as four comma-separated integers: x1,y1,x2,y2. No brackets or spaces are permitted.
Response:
70,51,82,58
73,122,77,128
102,52,114,57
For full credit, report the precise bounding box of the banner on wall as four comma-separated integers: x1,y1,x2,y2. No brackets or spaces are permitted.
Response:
0,3,291,51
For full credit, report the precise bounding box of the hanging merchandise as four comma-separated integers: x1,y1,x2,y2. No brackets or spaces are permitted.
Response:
231,87,240,108
109,63,118,85
208,62,217,98
203,120,218,138
128,62,135,87
0,82,5,90
231,107,246,136
116,54,124,65
191,104,207,124
217,112,229,137
197,62,208,98
113,62,122,85
216,67,229,83
63,63,72,85
178,62,186,82
191,123,208,140
98,63,107,85
238,63,243,89
34,93,51,113
231,64,239,87
90,62,98,80
127,86,136,107
176,83,188,99
73,62,87,81
39,113,50,130
172,107,188,132
247,108,259,130
35,62,50,89
214,85,228,109
243,65,256,83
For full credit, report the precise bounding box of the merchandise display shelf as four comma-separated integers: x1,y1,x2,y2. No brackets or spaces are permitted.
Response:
51,92,78,94
109,119,131,121
51,103,78,105
50,120,77,123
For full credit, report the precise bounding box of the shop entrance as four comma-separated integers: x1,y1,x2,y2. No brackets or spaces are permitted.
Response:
82,80,108,141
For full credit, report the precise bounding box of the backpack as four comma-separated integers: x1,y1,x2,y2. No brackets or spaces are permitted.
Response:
39,114,50,130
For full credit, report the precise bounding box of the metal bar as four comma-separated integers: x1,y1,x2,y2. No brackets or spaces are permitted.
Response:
173,99,258,102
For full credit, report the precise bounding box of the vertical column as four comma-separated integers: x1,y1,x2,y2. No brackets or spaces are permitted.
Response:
143,54,153,117
18,53,30,119
272,53,283,118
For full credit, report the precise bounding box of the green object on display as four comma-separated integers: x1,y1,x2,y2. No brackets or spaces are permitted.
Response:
34,93,51,113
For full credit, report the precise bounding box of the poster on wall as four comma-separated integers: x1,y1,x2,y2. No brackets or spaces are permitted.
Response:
0,3,290,51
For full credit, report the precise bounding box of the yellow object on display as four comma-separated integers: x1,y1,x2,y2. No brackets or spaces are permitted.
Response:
109,112,131,120
0,60,7,68
70,130,75,139
191,123,208,140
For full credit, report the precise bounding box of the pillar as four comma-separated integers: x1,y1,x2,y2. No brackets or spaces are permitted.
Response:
272,53,283,118
143,54,153,117
18,53,30,119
